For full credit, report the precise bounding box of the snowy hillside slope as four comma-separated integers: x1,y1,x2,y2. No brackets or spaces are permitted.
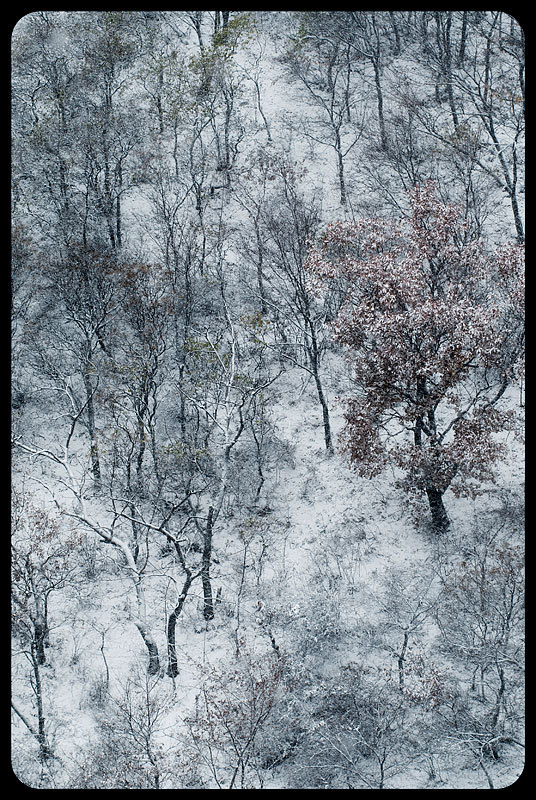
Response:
11,10,524,789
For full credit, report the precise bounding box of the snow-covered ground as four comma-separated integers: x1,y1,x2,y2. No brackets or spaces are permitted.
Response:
11,10,524,790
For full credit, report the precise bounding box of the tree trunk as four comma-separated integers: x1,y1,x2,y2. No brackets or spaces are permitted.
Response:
34,619,48,666
156,62,164,134
30,577,49,665
166,572,195,678
489,665,507,757
334,129,347,206
306,317,334,455
82,358,101,491
256,228,267,314
425,485,450,533
397,630,409,689
436,11,459,129
414,390,449,533
315,372,334,455
201,506,215,621
458,11,468,67
115,160,122,248
509,183,525,245
136,623,160,676
131,569,160,675
254,79,272,143
30,646,52,762
193,10,205,53
372,57,388,150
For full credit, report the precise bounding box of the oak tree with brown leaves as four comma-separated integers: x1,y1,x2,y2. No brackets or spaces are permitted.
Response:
306,182,524,532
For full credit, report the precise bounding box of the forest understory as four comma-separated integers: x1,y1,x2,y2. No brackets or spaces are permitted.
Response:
11,11,524,789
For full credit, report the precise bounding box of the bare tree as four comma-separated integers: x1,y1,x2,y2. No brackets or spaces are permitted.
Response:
183,649,282,788
434,504,524,760
282,13,365,206
235,155,340,454
13,439,162,676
